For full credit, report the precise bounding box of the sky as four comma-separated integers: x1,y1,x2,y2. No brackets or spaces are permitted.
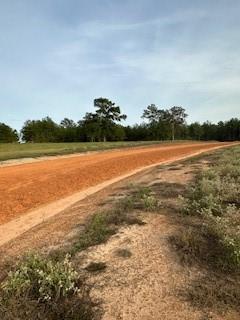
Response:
0,0,240,130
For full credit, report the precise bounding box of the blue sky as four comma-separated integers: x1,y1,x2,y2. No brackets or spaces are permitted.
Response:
0,0,240,130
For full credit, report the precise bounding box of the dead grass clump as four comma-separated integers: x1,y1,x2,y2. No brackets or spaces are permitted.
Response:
169,227,209,265
105,208,144,226
184,275,240,312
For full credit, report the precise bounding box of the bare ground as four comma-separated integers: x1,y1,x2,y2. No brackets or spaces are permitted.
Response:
0,147,239,319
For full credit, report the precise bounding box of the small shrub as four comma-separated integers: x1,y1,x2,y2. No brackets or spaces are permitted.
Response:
141,194,160,211
132,186,160,211
117,196,135,211
135,186,151,198
0,254,93,320
1,253,79,302
182,148,240,217
207,213,240,270
179,146,240,271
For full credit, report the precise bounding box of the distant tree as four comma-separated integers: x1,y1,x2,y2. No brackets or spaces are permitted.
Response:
0,123,19,143
125,123,150,141
80,112,101,142
225,118,240,141
111,124,126,141
142,104,161,123
201,121,217,140
167,106,188,141
59,118,78,142
60,118,76,128
188,122,203,140
21,120,35,142
142,104,170,140
21,117,59,142
94,98,127,141
16,103,240,143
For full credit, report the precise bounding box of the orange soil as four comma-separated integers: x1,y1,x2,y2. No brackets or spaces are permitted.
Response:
0,142,232,225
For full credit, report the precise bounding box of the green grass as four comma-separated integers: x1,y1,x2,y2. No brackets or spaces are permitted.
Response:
0,141,170,162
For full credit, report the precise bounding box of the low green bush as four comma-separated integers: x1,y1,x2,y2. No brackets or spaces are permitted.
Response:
207,212,240,270
180,146,240,271
0,254,93,320
183,147,240,217
141,194,160,211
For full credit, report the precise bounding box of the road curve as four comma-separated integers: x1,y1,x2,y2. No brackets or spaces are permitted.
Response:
0,142,234,225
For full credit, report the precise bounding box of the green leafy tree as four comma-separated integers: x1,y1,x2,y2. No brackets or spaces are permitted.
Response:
21,117,59,142
142,104,161,123
188,122,203,140
167,106,188,141
142,104,170,140
0,123,19,143
124,124,150,141
80,112,101,142
94,98,127,141
60,118,76,128
201,121,217,140
111,124,126,141
59,118,78,142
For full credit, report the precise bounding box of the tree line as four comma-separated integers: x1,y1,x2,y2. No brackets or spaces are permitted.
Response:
0,98,239,143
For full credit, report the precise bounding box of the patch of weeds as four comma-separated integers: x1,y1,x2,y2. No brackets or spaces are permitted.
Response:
182,171,223,216
141,194,160,211
169,227,209,265
152,182,185,199
131,186,160,212
0,253,94,320
106,208,144,226
71,200,145,255
60,185,157,259
183,148,240,216
85,262,107,272
207,213,240,271
110,185,160,216
115,248,132,258
184,275,240,312
71,213,117,255
134,186,151,198
179,146,240,271
170,221,240,272
117,196,135,211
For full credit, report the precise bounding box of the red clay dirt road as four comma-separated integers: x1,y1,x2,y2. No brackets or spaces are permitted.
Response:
0,142,234,225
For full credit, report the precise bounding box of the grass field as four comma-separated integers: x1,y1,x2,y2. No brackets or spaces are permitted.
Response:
0,141,167,162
